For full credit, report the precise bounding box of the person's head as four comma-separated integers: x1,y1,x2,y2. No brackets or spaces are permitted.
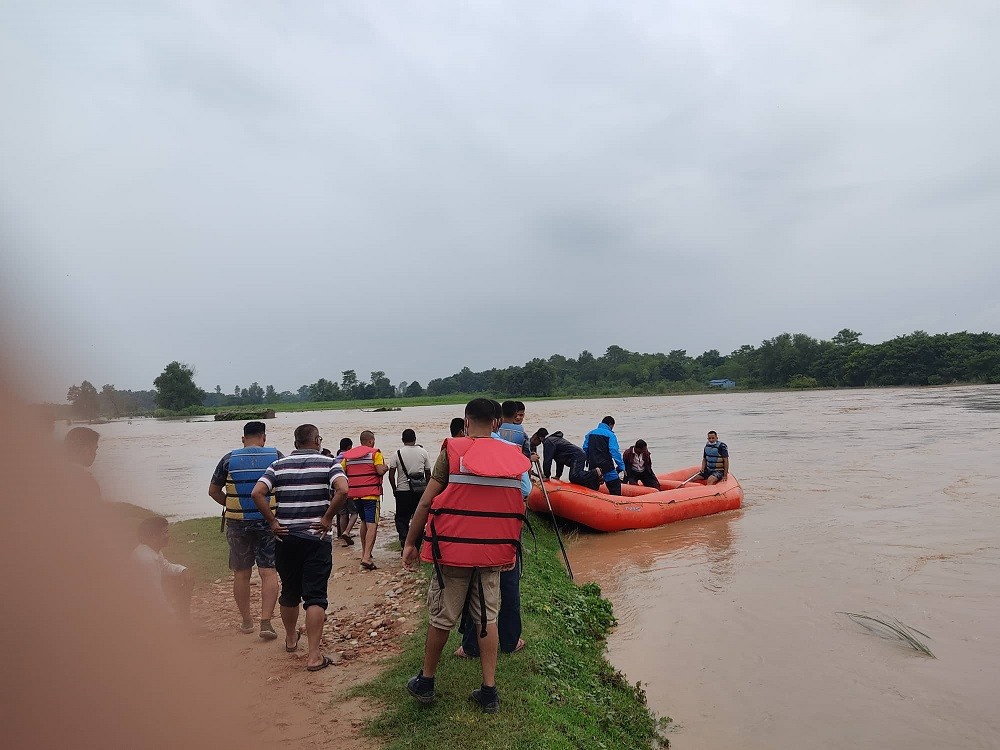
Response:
530,428,549,449
634,439,647,452
601,416,615,430
466,398,498,437
338,437,353,454
241,421,266,447
138,515,169,552
401,428,416,445
501,400,518,421
320,448,333,457
294,423,321,450
359,429,375,447
707,430,718,444
490,400,503,432
449,417,466,438
65,426,100,467
514,401,526,424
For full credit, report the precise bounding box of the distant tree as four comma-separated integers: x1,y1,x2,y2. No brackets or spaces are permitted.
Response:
405,381,424,397
246,382,265,404
341,370,359,398
265,384,278,402
832,329,862,347
154,362,205,410
370,370,394,399
215,385,222,395
67,380,100,419
297,384,311,401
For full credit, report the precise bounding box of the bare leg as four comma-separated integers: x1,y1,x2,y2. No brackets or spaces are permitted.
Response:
420,625,452,678
280,604,299,649
705,475,720,486
233,568,252,623
360,520,377,565
259,568,278,620
343,513,358,536
304,604,326,668
477,623,499,687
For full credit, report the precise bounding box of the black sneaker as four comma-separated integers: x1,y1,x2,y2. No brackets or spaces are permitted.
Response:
470,687,500,713
406,675,435,704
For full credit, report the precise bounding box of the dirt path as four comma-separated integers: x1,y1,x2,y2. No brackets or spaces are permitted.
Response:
190,516,424,748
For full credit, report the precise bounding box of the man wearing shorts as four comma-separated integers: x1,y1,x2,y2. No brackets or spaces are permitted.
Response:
403,398,531,713
250,424,348,672
698,430,729,485
341,430,387,570
209,421,283,639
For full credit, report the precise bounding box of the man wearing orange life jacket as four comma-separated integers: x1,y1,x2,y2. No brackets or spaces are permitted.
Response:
403,398,530,714
341,430,387,570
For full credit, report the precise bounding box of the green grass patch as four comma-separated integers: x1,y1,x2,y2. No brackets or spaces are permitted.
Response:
168,516,230,580
354,514,668,749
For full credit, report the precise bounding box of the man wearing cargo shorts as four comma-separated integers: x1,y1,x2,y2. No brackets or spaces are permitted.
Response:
402,398,530,713
209,421,283,639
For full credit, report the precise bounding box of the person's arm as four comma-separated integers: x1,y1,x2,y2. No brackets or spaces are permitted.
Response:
208,483,226,507
519,470,531,498
313,474,348,536
251,471,287,536
402,477,445,569
208,455,228,506
542,440,554,479
719,444,729,479
388,467,398,494
701,448,708,474
610,434,625,473
374,450,389,477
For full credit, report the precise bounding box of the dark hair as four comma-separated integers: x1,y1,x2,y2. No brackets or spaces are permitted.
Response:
339,437,353,452
449,417,466,437
294,423,319,448
601,416,615,428
635,439,647,451
466,398,497,425
320,448,333,457
401,428,416,443
138,515,168,541
360,429,375,444
532,428,549,441
515,401,525,411
501,400,518,419
708,430,718,437
243,421,266,437
490,400,503,421
65,426,99,449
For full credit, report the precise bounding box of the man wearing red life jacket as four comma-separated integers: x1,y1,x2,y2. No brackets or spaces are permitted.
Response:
403,398,530,713
341,430,387,570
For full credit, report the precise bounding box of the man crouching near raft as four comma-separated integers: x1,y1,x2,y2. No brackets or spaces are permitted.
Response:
402,398,531,713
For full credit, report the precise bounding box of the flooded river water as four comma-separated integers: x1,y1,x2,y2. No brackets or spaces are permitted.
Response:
89,386,1000,748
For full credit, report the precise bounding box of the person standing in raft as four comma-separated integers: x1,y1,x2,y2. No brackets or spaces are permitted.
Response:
623,439,661,489
403,398,531,713
530,428,602,490
341,430,388,571
698,430,729,485
208,421,283,639
497,400,532,457
250,424,348,672
583,416,625,495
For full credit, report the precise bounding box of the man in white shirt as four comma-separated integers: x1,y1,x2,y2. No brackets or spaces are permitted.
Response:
387,429,432,548
131,516,194,621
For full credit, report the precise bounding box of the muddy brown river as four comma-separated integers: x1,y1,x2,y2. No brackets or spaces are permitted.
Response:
88,386,1000,748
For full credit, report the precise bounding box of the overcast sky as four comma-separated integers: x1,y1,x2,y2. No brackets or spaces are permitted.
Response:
2,1,998,399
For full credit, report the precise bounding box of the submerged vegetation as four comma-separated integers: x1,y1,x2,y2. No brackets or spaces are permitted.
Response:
839,612,935,658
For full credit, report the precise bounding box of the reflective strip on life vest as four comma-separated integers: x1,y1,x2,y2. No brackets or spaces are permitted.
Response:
446,474,523,489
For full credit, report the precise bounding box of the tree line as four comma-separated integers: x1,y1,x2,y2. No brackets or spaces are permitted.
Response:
63,329,1000,417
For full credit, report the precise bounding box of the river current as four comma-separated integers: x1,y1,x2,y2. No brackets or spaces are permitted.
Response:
87,386,1000,749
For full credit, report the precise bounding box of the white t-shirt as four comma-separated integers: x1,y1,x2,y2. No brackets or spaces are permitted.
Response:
388,445,432,491
132,543,187,610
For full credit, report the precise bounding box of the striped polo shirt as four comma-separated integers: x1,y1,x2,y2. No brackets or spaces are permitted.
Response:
258,449,346,541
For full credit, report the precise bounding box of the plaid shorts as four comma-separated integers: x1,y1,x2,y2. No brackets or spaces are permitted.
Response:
225,519,276,570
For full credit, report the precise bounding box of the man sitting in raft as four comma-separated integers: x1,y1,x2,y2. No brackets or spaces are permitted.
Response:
583,416,626,495
623,439,660,489
698,430,729,485
530,428,602,490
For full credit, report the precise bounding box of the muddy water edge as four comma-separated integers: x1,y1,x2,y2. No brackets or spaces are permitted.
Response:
87,386,1000,748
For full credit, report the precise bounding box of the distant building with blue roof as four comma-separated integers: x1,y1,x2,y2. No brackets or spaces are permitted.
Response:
708,378,736,389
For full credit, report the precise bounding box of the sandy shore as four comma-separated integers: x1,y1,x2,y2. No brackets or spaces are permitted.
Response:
189,515,422,748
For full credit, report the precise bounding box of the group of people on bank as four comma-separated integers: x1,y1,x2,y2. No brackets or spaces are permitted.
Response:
89,400,731,714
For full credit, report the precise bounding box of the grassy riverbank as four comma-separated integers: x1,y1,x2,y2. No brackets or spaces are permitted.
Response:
355,516,668,750
149,509,666,748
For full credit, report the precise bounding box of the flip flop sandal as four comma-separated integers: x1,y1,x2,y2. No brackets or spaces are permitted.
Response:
339,534,354,546
285,629,303,652
360,561,377,571
306,655,336,672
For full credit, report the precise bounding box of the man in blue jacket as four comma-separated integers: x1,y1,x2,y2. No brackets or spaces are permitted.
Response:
582,416,625,495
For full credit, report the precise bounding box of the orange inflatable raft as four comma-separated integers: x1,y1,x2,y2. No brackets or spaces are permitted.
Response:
526,465,743,532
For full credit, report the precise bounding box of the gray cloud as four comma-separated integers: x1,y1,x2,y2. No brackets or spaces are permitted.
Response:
2,0,998,398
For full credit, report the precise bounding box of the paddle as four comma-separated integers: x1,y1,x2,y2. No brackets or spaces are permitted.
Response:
532,458,574,580
677,472,701,488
